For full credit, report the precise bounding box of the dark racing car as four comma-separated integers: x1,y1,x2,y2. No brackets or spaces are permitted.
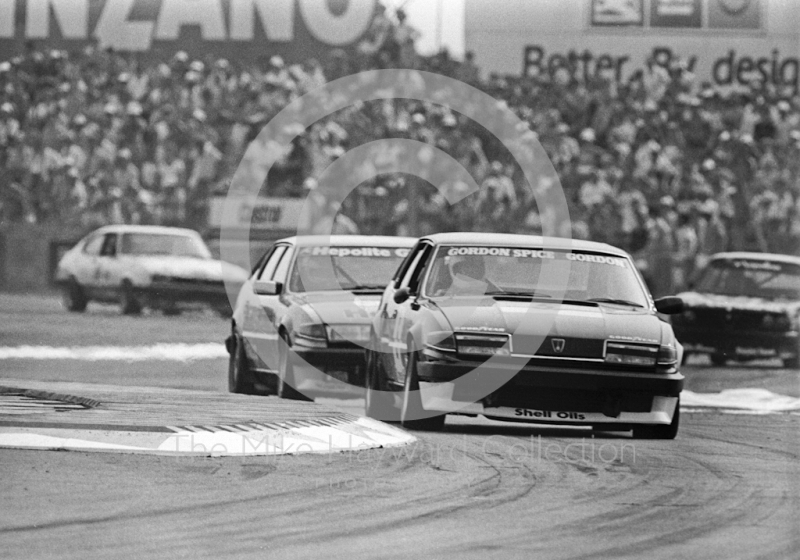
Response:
672,252,800,368
227,235,414,399
365,233,686,438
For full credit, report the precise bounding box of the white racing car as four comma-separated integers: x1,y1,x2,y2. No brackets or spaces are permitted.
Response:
55,225,248,315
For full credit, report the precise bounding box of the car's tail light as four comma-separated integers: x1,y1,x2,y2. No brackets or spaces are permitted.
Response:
455,333,510,356
605,342,658,366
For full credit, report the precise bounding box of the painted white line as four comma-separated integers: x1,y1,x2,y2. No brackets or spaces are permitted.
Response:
682,389,800,413
0,343,227,362
0,418,416,456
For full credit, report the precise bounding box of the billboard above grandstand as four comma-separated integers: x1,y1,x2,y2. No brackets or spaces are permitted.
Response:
0,0,377,61
466,0,800,91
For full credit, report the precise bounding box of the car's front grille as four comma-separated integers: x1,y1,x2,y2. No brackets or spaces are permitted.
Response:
511,335,605,359
684,307,789,332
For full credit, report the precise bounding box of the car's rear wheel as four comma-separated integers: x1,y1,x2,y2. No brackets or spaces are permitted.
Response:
277,334,312,401
62,278,88,312
120,280,142,315
632,399,680,440
365,349,400,422
228,335,257,395
400,349,445,431
710,353,727,367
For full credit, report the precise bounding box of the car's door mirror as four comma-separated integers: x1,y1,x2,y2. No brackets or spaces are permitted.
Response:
394,287,411,304
254,280,282,296
654,296,684,315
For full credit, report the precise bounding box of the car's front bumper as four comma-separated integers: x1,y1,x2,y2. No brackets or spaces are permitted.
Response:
292,346,368,384
416,357,683,426
673,325,798,361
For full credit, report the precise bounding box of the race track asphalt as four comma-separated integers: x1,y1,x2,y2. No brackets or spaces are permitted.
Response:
1,294,799,560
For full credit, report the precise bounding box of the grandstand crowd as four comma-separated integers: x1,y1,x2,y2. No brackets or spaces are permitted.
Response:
0,6,798,295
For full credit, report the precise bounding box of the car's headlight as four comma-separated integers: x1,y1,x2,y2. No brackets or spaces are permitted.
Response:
326,324,370,343
294,323,327,347
425,331,457,352
656,344,678,367
455,333,510,356
605,342,658,366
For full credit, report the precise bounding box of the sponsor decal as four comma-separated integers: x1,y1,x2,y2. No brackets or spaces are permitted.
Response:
735,346,778,357
445,247,627,268
731,260,783,272
298,247,407,258
515,409,587,420
608,334,659,343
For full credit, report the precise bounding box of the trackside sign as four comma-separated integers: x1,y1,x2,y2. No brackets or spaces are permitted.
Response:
0,0,377,60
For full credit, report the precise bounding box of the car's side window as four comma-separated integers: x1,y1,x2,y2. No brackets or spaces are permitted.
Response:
99,233,118,257
406,244,434,293
399,244,432,291
272,247,294,283
257,246,287,280
393,242,424,287
83,234,104,256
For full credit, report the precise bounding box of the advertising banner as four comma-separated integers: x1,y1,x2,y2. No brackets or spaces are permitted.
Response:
0,0,377,62
590,0,643,26
208,196,304,231
650,0,702,28
708,0,761,29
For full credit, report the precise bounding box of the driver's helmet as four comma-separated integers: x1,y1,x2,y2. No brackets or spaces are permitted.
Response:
448,255,486,281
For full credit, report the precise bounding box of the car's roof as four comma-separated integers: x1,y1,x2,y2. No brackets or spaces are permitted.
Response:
91,225,201,236
420,233,630,257
710,252,800,266
277,235,417,247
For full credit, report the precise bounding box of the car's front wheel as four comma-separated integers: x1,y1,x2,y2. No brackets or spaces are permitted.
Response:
120,280,142,315
277,334,312,401
228,335,258,395
62,278,88,312
400,349,445,431
632,399,680,440
365,349,400,422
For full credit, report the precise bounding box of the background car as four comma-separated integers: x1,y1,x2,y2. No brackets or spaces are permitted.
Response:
366,233,685,438
56,225,248,316
227,235,415,399
672,252,800,368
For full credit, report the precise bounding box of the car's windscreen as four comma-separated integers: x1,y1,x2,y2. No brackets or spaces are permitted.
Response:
288,246,410,292
120,233,211,259
695,259,800,299
423,246,649,307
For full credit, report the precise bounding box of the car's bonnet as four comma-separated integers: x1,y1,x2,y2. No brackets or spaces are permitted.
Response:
431,299,663,345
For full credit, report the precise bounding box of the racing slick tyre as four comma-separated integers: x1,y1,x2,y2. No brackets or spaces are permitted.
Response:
632,399,680,440
400,349,445,432
120,280,142,315
277,334,312,402
62,278,88,312
710,353,727,367
365,350,401,422
228,335,258,395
